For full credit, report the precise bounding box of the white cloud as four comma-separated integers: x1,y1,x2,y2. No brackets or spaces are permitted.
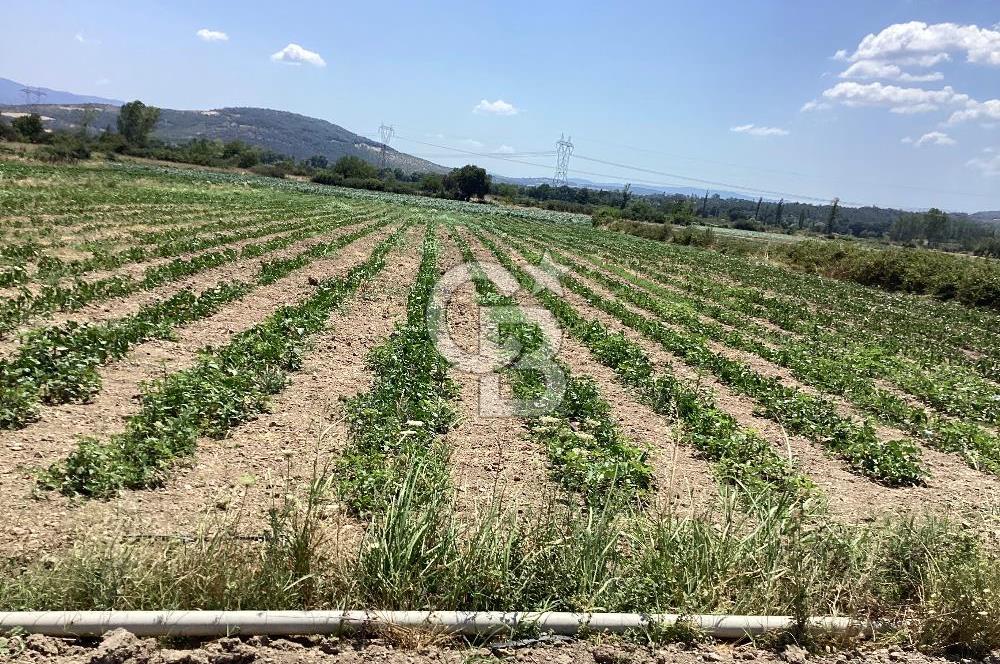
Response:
800,99,831,112
833,49,849,61
495,144,516,154
730,123,789,137
898,71,945,82
74,32,99,45
74,33,85,43
913,131,956,147
821,81,968,113
197,29,229,42
898,52,951,67
901,136,914,144
948,98,1000,124
95,78,110,86
460,138,484,149
846,21,1000,66
838,60,943,82
967,152,1000,177
473,99,519,116
270,43,326,67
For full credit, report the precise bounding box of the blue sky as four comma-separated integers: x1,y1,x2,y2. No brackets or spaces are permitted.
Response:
3,0,1000,211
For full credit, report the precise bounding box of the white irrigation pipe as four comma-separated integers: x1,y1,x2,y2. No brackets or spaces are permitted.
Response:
0,611,871,639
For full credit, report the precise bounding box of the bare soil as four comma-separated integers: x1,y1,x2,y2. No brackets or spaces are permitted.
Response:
501,238,1000,528
466,233,719,515
4,629,960,664
0,223,403,557
436,232,561,515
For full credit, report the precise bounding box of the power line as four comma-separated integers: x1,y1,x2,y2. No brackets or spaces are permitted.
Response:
573,133,994,201
395,134,842,202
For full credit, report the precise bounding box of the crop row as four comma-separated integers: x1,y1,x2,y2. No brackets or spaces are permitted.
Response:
0,208,381,335
450,227,652,506
470,227,808,502
489,227,926,487
553,220,1000,380
511,223,1000,476
29,205,368,282
42,222,411,497
335,224,459,516
0,219,390,430
576,232,1000,421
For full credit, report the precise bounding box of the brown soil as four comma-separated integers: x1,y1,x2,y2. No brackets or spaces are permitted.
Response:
44,225,427,555
464,231,719,515
5,629,957,664
0,223,403,557
436,232,561,515
0,219,378,359
497,237,1000,527
0,210,335,300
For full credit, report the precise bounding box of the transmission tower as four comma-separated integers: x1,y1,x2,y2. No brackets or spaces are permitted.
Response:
553,133,574,185
20,87,46,105
378,123,395,169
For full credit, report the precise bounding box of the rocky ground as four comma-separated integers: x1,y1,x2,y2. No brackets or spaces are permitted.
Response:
0,629,987,664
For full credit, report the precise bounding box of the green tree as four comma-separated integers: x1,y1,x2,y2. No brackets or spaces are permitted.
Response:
116,100,160,146
419,173,445,194
306,154,328,169
445,164,490,201
826,197,840,235
12,114,46,143
332,155,378,179
0,118,18,142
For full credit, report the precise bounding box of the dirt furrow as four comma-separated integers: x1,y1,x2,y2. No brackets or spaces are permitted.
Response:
437,232,561,515
0,223,403,556
518,239,1000,526
0,219,379,359
467,232,719,514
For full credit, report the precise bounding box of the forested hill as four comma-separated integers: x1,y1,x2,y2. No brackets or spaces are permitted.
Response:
1,103,447,174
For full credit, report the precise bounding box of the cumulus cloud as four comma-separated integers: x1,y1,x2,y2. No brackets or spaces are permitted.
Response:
967,152,1000,177
730,124,789,137
270,43,326,67
495,145,516,154
473,99,519,115
948,98,1000,124
838,60,943,82
821,81,968,113
800,100,831,112
197,29,229,42
844,21,1000,66
912,131,956,147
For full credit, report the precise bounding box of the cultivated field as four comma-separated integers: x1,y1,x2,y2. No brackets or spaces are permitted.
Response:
3,159,1000,656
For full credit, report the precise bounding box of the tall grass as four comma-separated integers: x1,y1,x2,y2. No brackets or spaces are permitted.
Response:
3,477,1000,655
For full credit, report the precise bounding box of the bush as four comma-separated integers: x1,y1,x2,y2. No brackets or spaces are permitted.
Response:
332,155,378,180
0,119,16,142
249,163,287,178
37,136,91,163
778,241,1000,310
12,114,47,143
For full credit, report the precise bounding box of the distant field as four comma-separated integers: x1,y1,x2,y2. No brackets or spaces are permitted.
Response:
692,223,810,243
3,159,1000,652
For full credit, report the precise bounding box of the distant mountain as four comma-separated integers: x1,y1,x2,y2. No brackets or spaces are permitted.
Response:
0,77,122,106
2,102,447,174
970,211,1000,225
